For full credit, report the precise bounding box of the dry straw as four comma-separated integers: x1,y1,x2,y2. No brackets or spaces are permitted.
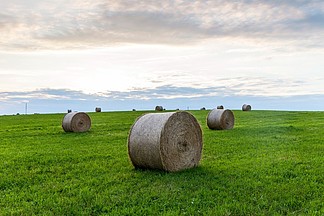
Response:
242,104,252,111
62,112,91,132
207,108,235,130
128,111,203,172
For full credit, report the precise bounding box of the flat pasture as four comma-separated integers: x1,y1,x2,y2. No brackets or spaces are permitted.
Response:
0,110,323,215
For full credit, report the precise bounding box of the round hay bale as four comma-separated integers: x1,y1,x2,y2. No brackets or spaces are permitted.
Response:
242,104,252,111
128,111,203,172
62,112,91,132
200,107,206,110
217,105,224,109
207,109,235,130
95,107,101,112
155,105,163,111
67,109,72,113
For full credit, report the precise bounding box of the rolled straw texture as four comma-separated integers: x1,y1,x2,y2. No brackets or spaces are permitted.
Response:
128,111,203,172
242,104,252,111
207,109,235,130
62,112,91,132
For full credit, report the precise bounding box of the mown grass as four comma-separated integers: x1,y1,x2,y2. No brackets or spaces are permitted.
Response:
0,110,323,215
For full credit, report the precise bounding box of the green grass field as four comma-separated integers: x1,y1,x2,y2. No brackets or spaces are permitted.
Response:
0,110,323,215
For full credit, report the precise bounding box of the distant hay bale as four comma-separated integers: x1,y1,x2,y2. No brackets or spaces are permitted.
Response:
200,107,206,110
155,106,163,111
62,112,91,132
128,111,203,172
207,109,235,130
242,104,252,111
95,107,101,112
132,109,136,111
67,109,72,113
217,105,224,109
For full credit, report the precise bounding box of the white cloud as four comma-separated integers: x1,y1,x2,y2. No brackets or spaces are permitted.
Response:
0,0,323,114
1,0,324,50
1,40,324,95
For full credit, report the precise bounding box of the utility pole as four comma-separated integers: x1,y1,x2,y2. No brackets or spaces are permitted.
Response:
25,102,28,115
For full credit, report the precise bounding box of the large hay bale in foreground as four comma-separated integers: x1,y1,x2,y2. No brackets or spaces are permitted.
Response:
207,109,235,130
242,104,252,111
155,105,163,111
62,112,91,132
128,111,203,172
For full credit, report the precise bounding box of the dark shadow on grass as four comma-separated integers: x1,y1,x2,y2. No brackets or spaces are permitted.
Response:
129,165,226,184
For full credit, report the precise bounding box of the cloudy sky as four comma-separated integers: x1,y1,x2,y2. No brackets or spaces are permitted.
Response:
1,0,324,114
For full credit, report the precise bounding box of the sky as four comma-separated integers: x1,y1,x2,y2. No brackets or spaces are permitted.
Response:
1,0,324,114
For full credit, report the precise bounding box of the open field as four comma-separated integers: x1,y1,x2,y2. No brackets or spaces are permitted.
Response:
0,110,323,215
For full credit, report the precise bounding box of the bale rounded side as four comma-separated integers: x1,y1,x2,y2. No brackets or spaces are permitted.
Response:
62,112,91,132
128,111,203,172
207,109,235,130
242,104,252,111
